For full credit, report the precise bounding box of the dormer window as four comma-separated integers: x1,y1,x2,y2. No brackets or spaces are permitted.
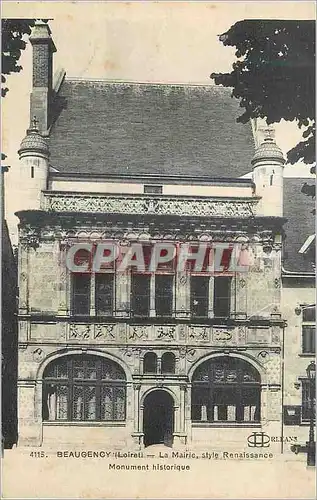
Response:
144,185,162,194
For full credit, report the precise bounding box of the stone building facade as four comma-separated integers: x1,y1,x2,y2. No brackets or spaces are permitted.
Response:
15,23,315,452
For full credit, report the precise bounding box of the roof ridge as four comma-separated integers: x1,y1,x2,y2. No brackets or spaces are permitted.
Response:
63,77,224,88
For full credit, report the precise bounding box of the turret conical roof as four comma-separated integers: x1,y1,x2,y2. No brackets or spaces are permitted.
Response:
251,129,285,166
18,117,50,157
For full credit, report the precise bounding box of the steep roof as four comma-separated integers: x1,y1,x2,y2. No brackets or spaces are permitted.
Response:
48,80,255,177
283,177,315,274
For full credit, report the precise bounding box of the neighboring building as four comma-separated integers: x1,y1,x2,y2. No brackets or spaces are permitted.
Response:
1,167,18,448
281,178,315,446
14,23,315,452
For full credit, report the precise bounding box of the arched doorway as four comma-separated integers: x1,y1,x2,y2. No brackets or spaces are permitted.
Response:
143,390,174,447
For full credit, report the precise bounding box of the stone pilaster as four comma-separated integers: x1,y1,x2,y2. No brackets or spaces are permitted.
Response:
149,274,156,317
115,271,130,317
18,243,29,314
175,272,190,318
235,275,247,317
208,276,214,318
57,242,68,315
18,381,42,446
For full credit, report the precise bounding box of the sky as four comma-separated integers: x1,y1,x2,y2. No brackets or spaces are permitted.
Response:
2,1,316,242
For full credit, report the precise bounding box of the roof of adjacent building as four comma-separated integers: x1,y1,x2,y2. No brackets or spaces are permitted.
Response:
283,177,315,274
48,80,255,177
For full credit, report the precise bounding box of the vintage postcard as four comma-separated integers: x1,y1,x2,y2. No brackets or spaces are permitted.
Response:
1,1,316,498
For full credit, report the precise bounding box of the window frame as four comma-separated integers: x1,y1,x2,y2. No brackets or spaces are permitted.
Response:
131,273,151,317
143,352,158,374
191,358,261,424
70,271,115,318
155,273,174,317
161,352,176,374
302,307,316,354
71,273,91,316
213,276,232,318
190,275,209,318
95,272,115,317
42,356,126,423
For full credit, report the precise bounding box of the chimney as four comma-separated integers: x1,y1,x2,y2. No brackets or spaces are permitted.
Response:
29,22,56,134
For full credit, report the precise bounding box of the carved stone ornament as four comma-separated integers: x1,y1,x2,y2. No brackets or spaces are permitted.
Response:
179,275,188,286
156,326,176,341
179,346,187,358
189,327,209,341
186,348,196,362
129,326,149,341
274,278,281,288
33,347,45,362
44,193,256,218
120,347,141,358
213,329,233,342
239,278,246,288
94,324,116,340
237,326,246,343
68,324,91,340
20,228,40,250
178,325,186,340
257,350,270,363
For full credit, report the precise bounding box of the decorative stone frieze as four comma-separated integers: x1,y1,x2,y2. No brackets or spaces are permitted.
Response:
94,323,116,340
188,327,209,342
43,192,256,218
155,326,176,341
128,326,149,341
212,328,233,343
24,321,281,346
68,323,91,340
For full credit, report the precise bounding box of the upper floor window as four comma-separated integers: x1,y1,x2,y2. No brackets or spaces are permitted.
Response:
71,274,90,316
42,355,126,422
190,276,231,318
214,277,231,318
131,274,150,317
302,307,316,354
71,273,114,316
155,275,173,317
190,276,209,318
95,274,114,316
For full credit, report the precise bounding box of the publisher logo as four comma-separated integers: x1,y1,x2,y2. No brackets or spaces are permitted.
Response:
247,432,270,448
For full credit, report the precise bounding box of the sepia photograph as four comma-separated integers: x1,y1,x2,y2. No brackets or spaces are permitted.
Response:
1,1,316,498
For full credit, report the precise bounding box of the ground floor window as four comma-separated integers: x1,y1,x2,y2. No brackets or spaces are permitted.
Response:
42,355,126,422
191,357,261,423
